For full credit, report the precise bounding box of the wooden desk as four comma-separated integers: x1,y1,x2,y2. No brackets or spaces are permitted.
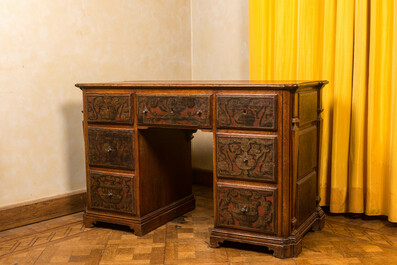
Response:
75,80,328,258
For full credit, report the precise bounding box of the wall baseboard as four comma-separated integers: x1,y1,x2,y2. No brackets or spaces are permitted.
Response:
192,168,213,187
0,190,86,232
0,169,212,232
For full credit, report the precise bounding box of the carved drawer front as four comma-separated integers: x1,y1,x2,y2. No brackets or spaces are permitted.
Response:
137,95,211,127
216,134,277,183
86,93,133,124
88,127,134,170
216,95,277,130
90,172,135,214
217,186,276,233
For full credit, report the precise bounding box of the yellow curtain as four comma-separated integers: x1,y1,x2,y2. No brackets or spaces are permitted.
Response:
249,0,397,222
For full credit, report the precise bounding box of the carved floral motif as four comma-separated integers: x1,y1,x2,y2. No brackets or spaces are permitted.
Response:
90,173,135,214
217,135,276,182
137,95,211,127
217,96,277,129
88,127,134,170
86,94,132,123
217,187,275,232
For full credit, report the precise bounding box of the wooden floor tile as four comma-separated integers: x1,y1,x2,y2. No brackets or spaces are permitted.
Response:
99,226,166,264
0,218,91,258
0,246,45,265
34,229,110,265
0,185,396,265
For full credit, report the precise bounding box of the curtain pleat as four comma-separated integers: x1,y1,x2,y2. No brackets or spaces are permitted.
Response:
249,0,397,222
274,0,297,79
367,0,394,217
390,0,397,221
348,0,368,213
329,0,355,213
319,0,337,206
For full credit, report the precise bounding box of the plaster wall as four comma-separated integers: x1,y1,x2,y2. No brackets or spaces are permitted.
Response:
0,0,248,207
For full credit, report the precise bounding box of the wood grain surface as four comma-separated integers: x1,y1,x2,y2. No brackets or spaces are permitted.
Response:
76,80,328,89
78,81,328,258
0,191,85,232
0,185,396,265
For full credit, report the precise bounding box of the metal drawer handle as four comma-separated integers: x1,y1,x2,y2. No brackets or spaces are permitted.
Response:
196,109,202,116
142,107,148,114
108,192,113,197
241,206,248,214
107,146,112,153
243,156,248,163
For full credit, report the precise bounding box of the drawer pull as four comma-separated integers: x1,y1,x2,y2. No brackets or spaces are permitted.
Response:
217,186,275,232
137,95,211,127
88,127,134,170
217,135,276,182
216,95,277,130
90,173,135,214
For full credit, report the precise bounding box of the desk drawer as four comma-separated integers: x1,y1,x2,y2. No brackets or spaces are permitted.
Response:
86,93,133,124
216,134,277,183
90,171,135,214
137,95,211,127
216,95,277,130
88,127,134,170
216,185,276,233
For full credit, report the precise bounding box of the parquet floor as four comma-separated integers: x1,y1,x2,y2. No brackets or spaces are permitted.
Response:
0,185,396,265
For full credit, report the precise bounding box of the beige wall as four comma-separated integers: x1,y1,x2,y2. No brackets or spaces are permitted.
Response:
191,0,249,170
0,0,191,207
0,0,248,207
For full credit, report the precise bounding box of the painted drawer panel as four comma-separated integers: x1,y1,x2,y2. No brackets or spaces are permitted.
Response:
90,172,135,214
88,127,134,170
137,95,211,127
216,95,277,130
86,93,133,124
217,185,276,233
216,134,277,183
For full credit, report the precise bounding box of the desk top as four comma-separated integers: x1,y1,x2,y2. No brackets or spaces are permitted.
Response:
75,80,328,90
